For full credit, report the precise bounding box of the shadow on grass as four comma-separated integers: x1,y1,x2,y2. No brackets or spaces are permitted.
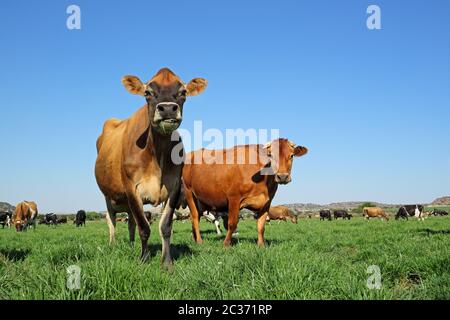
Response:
0,248,31,261
147,243,194,260
200,229,222,235
417,228,450,236
231,237,282,246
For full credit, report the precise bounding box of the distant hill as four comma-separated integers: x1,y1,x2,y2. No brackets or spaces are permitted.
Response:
0,202,15,213
431,196,450,205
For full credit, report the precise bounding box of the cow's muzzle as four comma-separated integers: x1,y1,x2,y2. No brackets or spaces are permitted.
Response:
154,102,182,134
275,173,291,185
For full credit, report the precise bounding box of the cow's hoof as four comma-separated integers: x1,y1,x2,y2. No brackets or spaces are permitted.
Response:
162,259,174,272
257,242,266,248
196,239,203,245
140,251,151,263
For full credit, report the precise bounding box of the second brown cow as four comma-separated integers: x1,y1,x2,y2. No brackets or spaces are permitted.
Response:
266,206,298,224
182,138,308,247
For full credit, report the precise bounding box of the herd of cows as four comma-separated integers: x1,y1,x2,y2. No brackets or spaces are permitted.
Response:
1,68,448,269
318,205,448,221
0,205,87,230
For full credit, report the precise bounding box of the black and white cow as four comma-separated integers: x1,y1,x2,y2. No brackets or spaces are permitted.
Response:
202,211,242,236
202,211,226,235
395,205,425,221
0,211,12,229
45,213,58,226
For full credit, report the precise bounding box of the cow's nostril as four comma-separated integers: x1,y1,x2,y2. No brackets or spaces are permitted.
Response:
172,105,178,112
157,106,165,112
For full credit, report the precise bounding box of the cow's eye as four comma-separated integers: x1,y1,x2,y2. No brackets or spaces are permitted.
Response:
144,89,155,98
177,90,187,98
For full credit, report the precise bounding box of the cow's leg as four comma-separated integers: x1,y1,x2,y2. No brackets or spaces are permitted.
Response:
223,215,229,230
223,200,240,247
214,219,221,235
105,198,117,245
159,188,179,268
184,188,203,244
126,194,150,261
257,212,269,247
127,213,136,243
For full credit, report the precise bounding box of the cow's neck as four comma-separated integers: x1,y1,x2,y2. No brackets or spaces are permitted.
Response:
146,125,173,169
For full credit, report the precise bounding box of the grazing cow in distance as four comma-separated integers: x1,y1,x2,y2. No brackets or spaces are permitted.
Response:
395,205,425,221
363,207,389,221
95,67,207,266
57,217,68,224
333,210,352,220
430,209,448,216
202,211,226,234
319,210,332,221
12,201,38,231
0,211,12,229
74,210,86,227
266,206,298,224
202,211,242,236
183,138,308,247
172,209,191,223
45,213,58,226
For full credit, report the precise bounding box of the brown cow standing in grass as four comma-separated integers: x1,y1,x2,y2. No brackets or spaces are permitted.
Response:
95,68,207,266
183,138,308,247
266,205,298,224
363,207,389,221
12,201,38,232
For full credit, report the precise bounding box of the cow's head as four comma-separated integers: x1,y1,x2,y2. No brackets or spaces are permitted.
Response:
14,219,26,232
122,68,207,135
290,215,298,224
263,138,308,184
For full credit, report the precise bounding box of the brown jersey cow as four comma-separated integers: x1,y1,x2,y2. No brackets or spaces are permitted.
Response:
267,206,298,224
12,201,38,232
183,138,307,247
363,207,389,221
95,68,207,266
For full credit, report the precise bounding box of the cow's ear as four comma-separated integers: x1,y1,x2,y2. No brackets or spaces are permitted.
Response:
293,146,308,157
263,141,272,156
186,78,208,96
122,75,145,95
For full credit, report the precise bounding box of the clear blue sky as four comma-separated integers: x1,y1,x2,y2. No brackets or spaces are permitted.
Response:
0,0,449,213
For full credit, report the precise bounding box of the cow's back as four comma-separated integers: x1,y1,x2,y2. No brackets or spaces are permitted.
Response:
13,201,36,222
95,116,129,200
